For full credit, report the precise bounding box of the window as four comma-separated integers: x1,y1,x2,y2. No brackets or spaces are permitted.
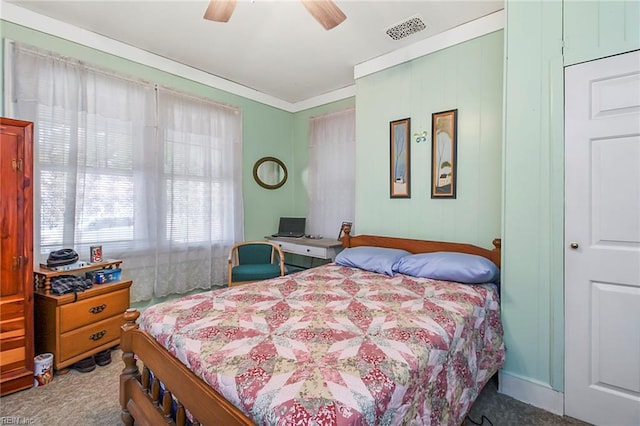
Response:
37,103,138,249
307,108,356,237
157,89,242,248
7,42,243,301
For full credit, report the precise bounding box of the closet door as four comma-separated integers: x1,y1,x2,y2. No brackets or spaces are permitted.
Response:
0,117,34,396
565,51,640,425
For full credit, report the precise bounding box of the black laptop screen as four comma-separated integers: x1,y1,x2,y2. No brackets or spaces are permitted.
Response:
278,217,306,235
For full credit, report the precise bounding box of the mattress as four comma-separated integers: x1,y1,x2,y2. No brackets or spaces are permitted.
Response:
139,263,505,425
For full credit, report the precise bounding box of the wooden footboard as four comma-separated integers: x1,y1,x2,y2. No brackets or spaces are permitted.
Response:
120,309,254,426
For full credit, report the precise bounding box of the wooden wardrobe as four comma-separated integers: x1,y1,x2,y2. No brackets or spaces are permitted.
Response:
0,117,34,396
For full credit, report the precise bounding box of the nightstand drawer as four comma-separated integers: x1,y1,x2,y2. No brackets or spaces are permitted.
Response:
59,315,122,362
59,288,129,333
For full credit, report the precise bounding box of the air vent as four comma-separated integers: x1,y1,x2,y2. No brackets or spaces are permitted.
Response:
385,16,426,41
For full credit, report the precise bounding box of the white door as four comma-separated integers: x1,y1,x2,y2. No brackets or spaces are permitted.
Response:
565,50,640,426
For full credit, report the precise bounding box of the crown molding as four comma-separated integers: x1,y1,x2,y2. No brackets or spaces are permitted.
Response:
291,85,356,113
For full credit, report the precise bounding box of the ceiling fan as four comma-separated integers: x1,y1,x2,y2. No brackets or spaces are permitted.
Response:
203,0,347,30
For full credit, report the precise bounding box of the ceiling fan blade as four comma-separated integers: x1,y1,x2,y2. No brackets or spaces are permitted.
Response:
203,0,237,22
301,0,346,30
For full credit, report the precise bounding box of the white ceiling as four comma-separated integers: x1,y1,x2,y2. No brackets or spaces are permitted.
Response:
4,0,504,107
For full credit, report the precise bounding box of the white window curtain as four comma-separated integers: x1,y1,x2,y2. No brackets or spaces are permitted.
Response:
306,108,355,238
153,88,243,298
6,42,243,302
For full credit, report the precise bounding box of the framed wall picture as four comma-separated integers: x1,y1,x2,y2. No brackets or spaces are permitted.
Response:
431,109,457,198
390,117,411,198
337,221,352,240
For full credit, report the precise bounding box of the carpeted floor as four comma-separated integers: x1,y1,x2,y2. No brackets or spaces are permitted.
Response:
1,349,590,426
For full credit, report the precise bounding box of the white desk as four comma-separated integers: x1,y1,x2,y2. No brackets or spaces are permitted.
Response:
267,237,343,261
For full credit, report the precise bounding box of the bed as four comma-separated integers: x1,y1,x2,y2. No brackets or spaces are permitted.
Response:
119,231,504,425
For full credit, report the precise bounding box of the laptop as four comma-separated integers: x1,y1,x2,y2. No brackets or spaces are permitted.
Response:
272,217,306,238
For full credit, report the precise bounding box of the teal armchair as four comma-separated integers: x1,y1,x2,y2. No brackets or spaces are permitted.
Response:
228,241,286,287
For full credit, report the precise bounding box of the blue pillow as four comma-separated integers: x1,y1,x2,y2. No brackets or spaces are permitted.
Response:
394,251,499,284
335,246,410,276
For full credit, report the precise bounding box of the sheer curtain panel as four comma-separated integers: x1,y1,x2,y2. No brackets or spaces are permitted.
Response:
6,42,243,302
306,108,355,238
154,88,243,297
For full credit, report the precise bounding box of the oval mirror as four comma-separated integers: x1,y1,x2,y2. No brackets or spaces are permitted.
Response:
253,157,288,190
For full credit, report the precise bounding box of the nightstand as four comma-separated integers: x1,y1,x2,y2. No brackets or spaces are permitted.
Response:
34,260,132,372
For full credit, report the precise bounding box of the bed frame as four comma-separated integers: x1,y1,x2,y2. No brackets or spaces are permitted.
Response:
119,230,501,425
341,230,501,268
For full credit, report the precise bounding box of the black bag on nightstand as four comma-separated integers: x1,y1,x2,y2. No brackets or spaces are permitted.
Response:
46,249,79,267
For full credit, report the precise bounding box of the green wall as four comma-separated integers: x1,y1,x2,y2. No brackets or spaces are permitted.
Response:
0,20,294,242
354,31,504,248
502,0,640,393
502,0,564,391
564,0,640,66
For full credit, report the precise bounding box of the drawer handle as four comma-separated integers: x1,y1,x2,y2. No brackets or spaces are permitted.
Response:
89,304,107,314
89,330,106,341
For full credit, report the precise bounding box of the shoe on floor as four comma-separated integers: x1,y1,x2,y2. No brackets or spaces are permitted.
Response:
72,356,96,373
94,349,111,366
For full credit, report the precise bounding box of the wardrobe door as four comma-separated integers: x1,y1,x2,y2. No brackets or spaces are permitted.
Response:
0,117,34,396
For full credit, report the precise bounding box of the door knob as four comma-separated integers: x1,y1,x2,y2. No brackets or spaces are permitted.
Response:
570,242,579,249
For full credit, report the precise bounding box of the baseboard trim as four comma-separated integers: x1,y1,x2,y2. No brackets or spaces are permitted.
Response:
498,371,564,416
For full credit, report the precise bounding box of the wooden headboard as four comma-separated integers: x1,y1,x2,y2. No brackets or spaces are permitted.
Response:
341,229,501,268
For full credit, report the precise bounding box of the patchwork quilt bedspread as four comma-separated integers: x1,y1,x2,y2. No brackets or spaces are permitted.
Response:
139,264,505,426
